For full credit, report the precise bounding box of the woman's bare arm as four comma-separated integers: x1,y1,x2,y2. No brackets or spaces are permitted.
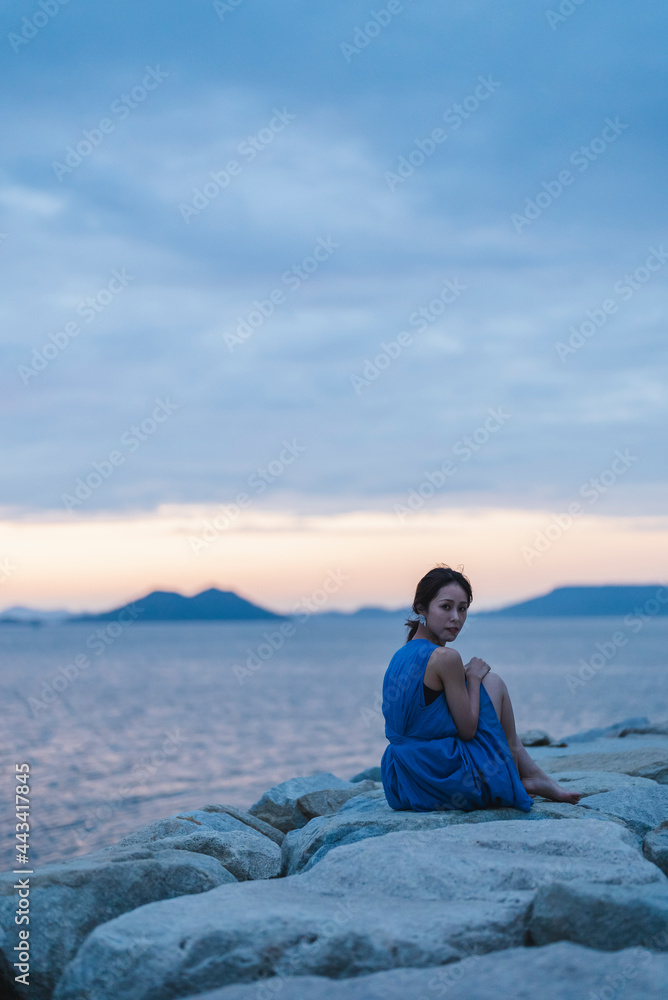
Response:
429,648,489,740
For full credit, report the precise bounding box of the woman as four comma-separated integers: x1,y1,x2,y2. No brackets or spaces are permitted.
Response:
381,565,582,812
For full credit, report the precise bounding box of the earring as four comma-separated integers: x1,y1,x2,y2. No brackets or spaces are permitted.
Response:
418,613,426,625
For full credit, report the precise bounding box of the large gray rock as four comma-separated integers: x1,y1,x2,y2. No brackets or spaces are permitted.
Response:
529,880,668,951
543,769,659,797
644,821,668,875
0,846,233,1000
115,829,281,881
248,772,359,833
54,819,663,1000
296,780,378,822
620,721,668,737
282,791,625,875
117,808,268,847
539,746,668,783
579,784,668,835
178,942,668,1000
349,766,382,783
561,716,650,742
198,803,285,845
518,729,553,746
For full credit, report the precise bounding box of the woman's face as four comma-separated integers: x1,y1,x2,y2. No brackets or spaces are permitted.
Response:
421,583,469,644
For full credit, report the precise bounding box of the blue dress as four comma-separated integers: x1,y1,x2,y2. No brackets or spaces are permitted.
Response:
380,638,533,812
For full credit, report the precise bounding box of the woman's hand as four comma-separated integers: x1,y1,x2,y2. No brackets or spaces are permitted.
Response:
464,657,491,682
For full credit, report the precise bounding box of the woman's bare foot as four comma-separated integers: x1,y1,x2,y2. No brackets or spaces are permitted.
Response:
521,774,582,804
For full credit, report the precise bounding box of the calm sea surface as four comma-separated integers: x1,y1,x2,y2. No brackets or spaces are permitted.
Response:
2,615,667,866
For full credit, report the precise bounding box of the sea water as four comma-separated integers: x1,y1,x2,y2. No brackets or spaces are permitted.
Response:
1,614,666,866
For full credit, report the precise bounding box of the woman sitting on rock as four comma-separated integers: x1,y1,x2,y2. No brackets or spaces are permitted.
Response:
381,565,582,812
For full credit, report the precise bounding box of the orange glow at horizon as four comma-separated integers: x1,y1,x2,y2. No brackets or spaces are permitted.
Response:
1,505,667,614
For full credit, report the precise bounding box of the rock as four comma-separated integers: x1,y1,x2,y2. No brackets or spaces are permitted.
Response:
54,819,663,1000
296,780,378,821
560,717,650,742
529,880,668,951
116,808,268,847
644,821,668,875
579,784,668,836
349,766,382,783
539,746,668,784
0,846,232,1000
620,721,668,737
519,729,553,746
282,792,626,875
113,829,281,881
542,769,659,797
174,942,668,1000
248,772,357,833
199,803,286,845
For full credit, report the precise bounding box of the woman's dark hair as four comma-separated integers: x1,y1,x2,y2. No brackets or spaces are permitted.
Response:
405,564,473,642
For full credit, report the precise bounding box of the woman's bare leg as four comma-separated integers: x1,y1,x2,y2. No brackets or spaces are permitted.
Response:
482,672,582,804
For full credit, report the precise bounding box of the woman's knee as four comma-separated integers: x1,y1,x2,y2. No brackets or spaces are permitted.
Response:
483,671,507,695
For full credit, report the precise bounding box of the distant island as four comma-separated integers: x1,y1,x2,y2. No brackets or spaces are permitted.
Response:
473,585,668,618
70,588,285,623
1,584,666,624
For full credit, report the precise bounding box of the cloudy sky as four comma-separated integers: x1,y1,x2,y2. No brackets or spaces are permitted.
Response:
1,0,666,612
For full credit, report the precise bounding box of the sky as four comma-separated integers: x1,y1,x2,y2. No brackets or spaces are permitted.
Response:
1,0,667,613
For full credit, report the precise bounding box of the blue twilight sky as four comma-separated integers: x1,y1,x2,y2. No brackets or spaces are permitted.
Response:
1,0,667,609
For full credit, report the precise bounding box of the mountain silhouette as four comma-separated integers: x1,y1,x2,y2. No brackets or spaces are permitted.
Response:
70,588,284,622
475,585,668,617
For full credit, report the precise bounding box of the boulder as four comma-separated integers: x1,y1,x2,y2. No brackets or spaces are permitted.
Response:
54,819,663,1000
560,717,650,742
643,821,668,875
539,746,668,784
349,766,382,783
620,721,668,737
113,829,281,881
199,803,286,845
541,769,659,798
529,880,668,951
579,784,668,835
248,773,358,833
0,846,233,1000
518,729,553,746
282,792,625,875
296,781,378,822
175,942,668,1000
116,808,263,847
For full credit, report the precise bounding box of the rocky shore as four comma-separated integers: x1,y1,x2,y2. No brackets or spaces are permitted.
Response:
2,718,668,1000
